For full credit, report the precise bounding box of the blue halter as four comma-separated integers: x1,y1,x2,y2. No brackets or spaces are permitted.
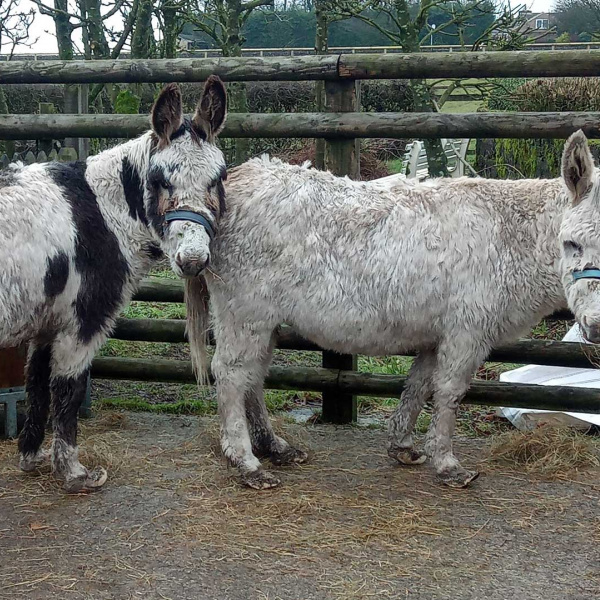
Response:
164,210,216,241
573,269,600,282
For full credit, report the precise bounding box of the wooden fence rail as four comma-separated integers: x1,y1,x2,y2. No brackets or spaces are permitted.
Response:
3,51,600,83
90,357,600,414
3,112,600,140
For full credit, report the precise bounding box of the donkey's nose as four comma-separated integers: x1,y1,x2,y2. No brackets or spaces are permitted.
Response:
581,315,600,344
177,256,209,278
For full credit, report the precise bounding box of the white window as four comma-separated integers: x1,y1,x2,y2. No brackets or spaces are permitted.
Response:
535,18,549,29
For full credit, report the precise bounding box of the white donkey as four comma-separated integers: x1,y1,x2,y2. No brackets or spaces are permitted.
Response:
1,77,227,492
187,130,600,489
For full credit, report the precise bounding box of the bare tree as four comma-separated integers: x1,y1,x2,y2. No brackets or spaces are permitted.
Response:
324,0,527,176
185,0,274,163
0,0,37,58
0,0,36,155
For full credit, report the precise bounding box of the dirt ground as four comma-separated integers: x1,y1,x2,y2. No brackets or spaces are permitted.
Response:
1,411,599,600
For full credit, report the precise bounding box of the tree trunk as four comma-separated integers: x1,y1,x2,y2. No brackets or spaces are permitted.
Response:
410,79,449,177
223,0,249,165
0,87,14,157
53,0,80,152
314,0,328,170
131,0,154,59
161,1,180,59
394,0,449,178
84,0,111,59
54,0,74,61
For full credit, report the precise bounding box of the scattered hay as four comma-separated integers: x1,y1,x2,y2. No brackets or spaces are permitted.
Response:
489,426,600,476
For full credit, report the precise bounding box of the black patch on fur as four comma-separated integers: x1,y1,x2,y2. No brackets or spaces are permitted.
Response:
44,252,69,299
47,162,129,344
172,118,207,143
50,369,90,448
121,157,148,226
208,164,227,215
0,169,16,188
144,242,164,261
18,344,52,457
146,165,168,238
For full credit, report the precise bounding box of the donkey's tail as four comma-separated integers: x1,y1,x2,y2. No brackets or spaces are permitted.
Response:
184,276,211,387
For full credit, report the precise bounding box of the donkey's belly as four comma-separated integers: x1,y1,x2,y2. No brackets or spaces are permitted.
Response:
286,303,438,356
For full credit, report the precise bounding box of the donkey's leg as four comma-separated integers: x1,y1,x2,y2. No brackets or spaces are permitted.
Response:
19,343,53,472
387,350,436,466
424,338,489,488
49,336,107,493
245,336,308,466
247,386,309,466
213,322,281,489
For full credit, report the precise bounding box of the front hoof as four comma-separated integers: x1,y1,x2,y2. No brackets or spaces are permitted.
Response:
63,467,108,493
437,467,479,488
242,468,281,490
388,447,427,466
270,446,308,466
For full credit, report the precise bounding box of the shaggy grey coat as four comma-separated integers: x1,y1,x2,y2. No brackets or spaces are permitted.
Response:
188,130,598,489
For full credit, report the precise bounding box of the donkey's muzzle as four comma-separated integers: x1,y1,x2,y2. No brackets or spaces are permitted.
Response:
580,316,600,344
176,255,210,277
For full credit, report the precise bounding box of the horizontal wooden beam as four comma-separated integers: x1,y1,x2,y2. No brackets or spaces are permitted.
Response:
112,317,593,368
0,56,340,84
338,51,600,79
4,51,600,84
90,357,600,413
134,277,184,303
3,112,600,140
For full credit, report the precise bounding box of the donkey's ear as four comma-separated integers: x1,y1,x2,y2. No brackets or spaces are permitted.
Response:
151,83,183,148
562,129,594,206
193,75,227,142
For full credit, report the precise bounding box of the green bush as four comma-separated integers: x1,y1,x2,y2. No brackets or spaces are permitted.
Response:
114,89,141,114
479,78,600,178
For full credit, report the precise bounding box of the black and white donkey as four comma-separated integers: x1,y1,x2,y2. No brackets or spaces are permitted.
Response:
0,77,227,492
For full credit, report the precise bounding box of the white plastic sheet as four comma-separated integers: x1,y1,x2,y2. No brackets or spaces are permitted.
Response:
499,324,600,431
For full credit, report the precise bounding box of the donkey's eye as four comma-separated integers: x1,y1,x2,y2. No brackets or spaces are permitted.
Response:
563,241,583,255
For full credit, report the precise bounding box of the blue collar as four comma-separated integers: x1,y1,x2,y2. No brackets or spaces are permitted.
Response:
164,210,216,240
573,269,600,281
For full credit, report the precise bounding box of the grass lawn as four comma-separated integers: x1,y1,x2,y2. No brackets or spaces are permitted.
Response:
439,99,483,113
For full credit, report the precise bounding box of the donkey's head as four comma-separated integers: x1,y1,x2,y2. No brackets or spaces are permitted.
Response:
560,130,600,342
147,77,227,277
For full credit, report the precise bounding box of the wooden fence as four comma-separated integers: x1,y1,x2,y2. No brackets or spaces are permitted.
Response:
5,41,600,62
2,51,600,423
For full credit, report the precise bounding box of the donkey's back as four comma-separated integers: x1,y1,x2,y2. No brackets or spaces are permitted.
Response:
212,157,565,355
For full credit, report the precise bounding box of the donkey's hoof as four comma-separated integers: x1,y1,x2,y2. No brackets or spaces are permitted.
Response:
270,446,308,466
388,447,427,466
437,467,479,488
20,449,51,473
242,468,281,490
63,467,108,493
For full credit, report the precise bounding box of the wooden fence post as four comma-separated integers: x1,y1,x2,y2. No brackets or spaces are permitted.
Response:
64,84,89,160
322,79,360,424
38,102,55,156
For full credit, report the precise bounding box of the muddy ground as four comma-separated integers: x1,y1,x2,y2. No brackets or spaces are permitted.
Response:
1,411,598,600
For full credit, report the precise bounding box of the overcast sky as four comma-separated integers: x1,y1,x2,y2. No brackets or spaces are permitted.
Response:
8,0,555,54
